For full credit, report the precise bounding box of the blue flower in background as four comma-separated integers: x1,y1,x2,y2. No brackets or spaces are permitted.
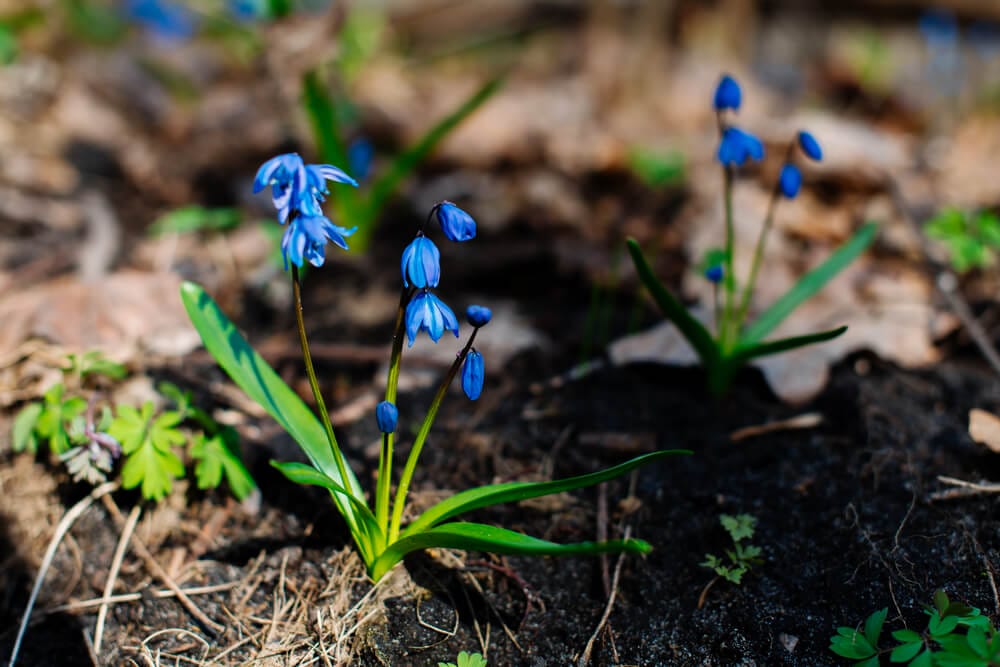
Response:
254,154,357,223
717,127,764,167
400,236,441,288
919,9,959,45
462,349,484,400
375,401,398,433
281,215,356,269
228,0,266,21
435,202,477,242
466,305,492,328
348,137,375,183
125,0,198,43
405,290,459,346
779,164,802,199
704,265,724,284
797,131,822,161
713,74,742,111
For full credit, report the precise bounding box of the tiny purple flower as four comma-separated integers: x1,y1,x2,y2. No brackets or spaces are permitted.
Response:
405,290,460,346
435,202,477,242
462,349,484,400
400,236,441,288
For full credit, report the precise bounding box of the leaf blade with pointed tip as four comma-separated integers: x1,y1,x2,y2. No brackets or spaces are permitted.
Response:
731,326,848,364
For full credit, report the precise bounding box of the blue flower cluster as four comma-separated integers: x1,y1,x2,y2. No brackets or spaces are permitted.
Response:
253,153,358,269
712,75,823,199
399,204,489,400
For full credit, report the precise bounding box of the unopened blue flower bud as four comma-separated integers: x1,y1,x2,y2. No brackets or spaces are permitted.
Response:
405,290,460,346
466,305,492,328
713,74,742,111
462,349,484,400
705,265,724,284
779,164,802,199
436,202,477,242
797,131,822,161
400,236,441,288
375,401,398,433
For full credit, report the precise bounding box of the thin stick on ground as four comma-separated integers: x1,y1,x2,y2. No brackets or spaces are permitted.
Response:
577,526,631,667
93,503,142,655
930,476,1000,500
100,494,224,635
9,481,118,667
45,581,240,614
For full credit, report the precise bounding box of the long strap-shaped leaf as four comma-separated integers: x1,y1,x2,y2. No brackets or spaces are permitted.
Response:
740,222,877,346
626,238,718,366
732,326,847,365
371,522,651,581
271,461,383,560
180,283,366,526
402,450,689,539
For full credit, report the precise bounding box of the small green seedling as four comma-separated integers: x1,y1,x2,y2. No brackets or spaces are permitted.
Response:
149,206,243,237
701,513,762,586
831,590,1000,666
926,207,1000,273
439,651,487,667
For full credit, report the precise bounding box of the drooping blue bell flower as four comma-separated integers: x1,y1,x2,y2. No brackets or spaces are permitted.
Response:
375,401,398,433
400,236,441,288
797,131,822,161
713,75,742,111
466,305,492,328
281,215,356,269
405,290,460,346
125,0,198,43
435,202,477,242
462,349,484,400
717,127,765,167
704,265,724,284
254,154,357,223
779,164,802,199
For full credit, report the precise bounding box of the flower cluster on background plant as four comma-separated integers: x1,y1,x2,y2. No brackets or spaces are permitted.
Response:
183,150,689,581
12,351,255,502
627,73,878,395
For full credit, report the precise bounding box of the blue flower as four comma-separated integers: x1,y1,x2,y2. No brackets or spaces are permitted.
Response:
713,75,742,111
125,0,198,43
919,9,959,45
348,137,374,183
400,236,441,288
281,215,356,269
254,154,357,223
797,131,822,161
717,127,764,167
466,305,492,328
405,290,460,346
462,349,484,400
779,164,802,199
375,401,398,433
436,202,477,242
228,0,265,21
704,265,724,284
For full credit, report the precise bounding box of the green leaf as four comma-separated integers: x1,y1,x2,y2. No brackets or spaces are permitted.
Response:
890,641,922,662
830,629,876,660
0,23,17,65
930,613,961,638
627,147,686,188
270,461,380,537
109,402,187,501
863,607,887,646
35,387,87,455
626,238,719,366
149,206,242,237
740,222,877,346
180,282,365,528
934,590,952,615
12,403,42,453
858,657,880,667
893,629,923,643
731,326,848,365
191,433,257,500
372,522,651,582
121,437,184,501
720,513,756,542
60,0,126,45
401,450,689,538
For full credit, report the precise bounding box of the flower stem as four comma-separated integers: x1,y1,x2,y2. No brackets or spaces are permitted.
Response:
720,164,737,351
376,287,412,536
389,328,479,542
290,266,354,505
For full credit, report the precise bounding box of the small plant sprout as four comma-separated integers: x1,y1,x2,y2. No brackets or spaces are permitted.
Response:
698,513,762,608
182,154,690,582
926,207,1000,273
439,651,488,667
628,73,878,395
831,590,1000,666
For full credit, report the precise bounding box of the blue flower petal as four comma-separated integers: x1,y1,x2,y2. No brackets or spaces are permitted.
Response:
713,75,742,111
797,131,822,161
462,349,484,400
779,164,802,199
405,291,459,346
375,401,398,433
280,215,354,269
466,305,492,327
436,202,477,242
717,127,765,167
400,236,441,288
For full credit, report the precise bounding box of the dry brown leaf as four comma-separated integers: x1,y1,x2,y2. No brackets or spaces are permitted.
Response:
969,408,1000,453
